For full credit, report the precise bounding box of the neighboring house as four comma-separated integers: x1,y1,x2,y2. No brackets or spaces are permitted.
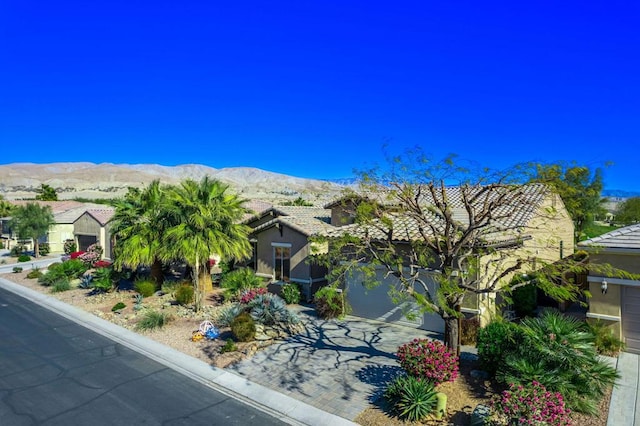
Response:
74,208,115,259
322,184,575,333
578,224,640,354
243,205,334,301
2,201,114,258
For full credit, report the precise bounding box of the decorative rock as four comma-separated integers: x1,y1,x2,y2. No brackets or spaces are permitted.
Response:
470,403,492,426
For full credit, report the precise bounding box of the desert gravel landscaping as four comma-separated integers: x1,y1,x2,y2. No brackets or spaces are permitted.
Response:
0,258,613,425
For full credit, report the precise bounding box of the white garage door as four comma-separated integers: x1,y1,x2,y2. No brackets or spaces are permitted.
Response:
622,286,640,354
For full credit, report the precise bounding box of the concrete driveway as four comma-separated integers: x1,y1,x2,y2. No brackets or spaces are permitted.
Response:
228,306,452,421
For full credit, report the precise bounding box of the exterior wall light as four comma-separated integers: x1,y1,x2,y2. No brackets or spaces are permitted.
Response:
601,279,608,295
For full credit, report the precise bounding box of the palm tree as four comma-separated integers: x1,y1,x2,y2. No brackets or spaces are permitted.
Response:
8,202,54,258
162,176,252,310
109,182,168,288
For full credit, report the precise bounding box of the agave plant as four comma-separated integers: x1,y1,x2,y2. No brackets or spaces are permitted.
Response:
248,293,297,326
215,303,245,327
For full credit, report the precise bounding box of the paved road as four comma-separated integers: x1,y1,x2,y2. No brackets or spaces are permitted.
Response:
0,286,287,426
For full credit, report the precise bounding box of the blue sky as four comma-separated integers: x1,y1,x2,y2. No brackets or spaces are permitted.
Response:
1,1,639,191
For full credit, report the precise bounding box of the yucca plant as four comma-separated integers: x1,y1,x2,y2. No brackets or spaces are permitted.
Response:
384,374,439,422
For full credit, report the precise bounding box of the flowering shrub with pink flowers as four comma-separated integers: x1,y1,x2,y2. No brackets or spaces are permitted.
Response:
396,338,459,386
239,287,268,304
491,381,571,426
78,243,103,266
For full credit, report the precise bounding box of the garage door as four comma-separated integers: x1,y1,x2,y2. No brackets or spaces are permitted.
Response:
77,235,98,252
345,268,445,334
622,286,640,354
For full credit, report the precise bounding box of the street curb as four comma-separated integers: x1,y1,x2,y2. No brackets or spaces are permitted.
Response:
0,276,357,426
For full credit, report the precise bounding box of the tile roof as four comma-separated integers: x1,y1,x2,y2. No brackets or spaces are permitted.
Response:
250,206,333,237
85,208,116,226
578,224,640,250
241,200,274,222
323,184,551,244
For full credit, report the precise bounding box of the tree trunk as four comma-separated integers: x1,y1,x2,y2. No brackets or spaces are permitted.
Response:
200,264,213,293
443,315,460,355
34,239,39,258
150,258,164,290
193,255,202,312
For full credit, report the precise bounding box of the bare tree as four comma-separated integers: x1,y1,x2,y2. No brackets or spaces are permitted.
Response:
315,150,593,351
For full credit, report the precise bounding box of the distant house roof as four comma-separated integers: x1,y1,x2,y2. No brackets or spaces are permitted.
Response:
241,199,274,222
323,183,552,244
250,206,333,237
578,224,640,250
9,200,88,215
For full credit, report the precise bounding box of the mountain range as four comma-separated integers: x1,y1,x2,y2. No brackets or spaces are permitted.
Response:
0,162,346,204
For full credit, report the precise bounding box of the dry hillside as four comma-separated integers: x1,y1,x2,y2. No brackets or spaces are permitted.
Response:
0,162,346,205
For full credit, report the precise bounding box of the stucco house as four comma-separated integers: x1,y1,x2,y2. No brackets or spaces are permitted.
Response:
243,205,334,301
321,184,575,333
578,224,640,354
2,201,114,259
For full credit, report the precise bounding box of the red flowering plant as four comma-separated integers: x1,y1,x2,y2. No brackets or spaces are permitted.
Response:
490,381,571,426
396,338,459,386
239,287,268,304
70,251,85,259
94,260,112,268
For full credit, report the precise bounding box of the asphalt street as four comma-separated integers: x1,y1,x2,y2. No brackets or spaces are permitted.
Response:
0,286,288,426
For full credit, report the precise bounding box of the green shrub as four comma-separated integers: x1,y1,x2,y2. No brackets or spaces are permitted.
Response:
26,268,43,279
281,282,302,304
161,280,182,295
135,310,172,330
134,279,156,297
51,278,71,293
12,266,23,273
175,284,195,306
220,268,265,301
314,285,350,319
496,309,619,415
18,254,31,262
38,242,50,256
111,302,126,312
587,319,626,356
61,259,89,278
230,312,256,342
220,338,237,353
63,239,77,255
477,320,523,375
215,303,245,327
92,267,114,292
10,245,24,257
384,375,439,422
511,283,538,318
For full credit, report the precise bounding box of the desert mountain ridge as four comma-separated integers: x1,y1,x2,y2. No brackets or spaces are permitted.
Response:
0,162,348,204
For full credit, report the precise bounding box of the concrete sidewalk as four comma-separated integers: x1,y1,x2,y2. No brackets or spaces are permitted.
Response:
608,351,640,426
0,276,356,426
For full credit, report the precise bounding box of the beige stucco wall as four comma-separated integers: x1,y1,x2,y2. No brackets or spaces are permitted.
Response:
46,224,75,253
254,225,311,281
584,251,640,340
476,192,576,326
